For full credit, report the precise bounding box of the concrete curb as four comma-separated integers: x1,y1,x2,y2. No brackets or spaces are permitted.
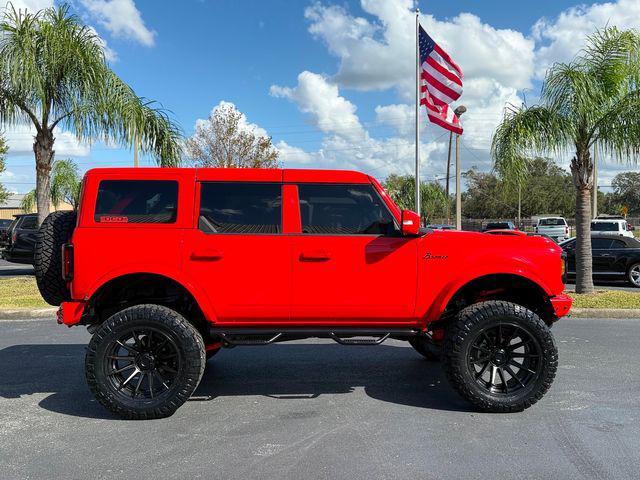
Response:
0,307,57,320
569,308,640,319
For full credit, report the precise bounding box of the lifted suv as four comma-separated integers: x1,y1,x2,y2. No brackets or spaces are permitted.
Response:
36,168,571,419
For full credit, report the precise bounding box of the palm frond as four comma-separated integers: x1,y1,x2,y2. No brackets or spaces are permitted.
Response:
491,105,571,184
0,4,182,165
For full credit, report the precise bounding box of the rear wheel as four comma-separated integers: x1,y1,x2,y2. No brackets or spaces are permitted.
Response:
85,304,206,420
443,301,557,413
628,263,640,288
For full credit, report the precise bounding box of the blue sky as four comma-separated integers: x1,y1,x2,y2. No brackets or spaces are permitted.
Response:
2,0,640,195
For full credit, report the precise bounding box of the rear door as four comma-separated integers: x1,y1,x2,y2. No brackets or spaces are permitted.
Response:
289,182,417,323
184,174,291,323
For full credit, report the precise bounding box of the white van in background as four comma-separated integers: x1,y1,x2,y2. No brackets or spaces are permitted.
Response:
535,217,570,242
591,217,634,238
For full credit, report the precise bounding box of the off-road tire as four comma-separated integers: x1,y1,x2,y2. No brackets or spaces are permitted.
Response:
409,337,441,361
34,210,77,306
85,304,206,420
443,300,558,413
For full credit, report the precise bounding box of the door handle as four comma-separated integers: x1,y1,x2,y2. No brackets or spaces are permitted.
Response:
299,249,331,261
190,249,223,261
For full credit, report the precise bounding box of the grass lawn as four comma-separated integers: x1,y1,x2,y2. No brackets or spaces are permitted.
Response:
0,277,48,309
568,290,640,309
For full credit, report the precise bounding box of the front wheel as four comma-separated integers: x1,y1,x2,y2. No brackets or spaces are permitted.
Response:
628,263,640,288
443,301,558,413
85,304,206,420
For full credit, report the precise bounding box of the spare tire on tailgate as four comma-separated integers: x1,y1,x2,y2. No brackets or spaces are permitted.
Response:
35,210,77,306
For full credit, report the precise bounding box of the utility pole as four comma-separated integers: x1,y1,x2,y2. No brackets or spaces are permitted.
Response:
592,141,598,218
453,105,466,230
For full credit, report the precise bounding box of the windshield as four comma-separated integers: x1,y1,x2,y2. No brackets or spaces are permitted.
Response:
591,222,618,232
539,218,566,226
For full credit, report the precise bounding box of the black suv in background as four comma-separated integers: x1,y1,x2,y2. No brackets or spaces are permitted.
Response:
1,213,38,264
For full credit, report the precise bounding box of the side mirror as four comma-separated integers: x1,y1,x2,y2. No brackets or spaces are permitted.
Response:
401,210,421,236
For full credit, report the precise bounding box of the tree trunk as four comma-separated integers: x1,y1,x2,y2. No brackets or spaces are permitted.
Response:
574,187,594,293
570,150,594,294
33,130,55,226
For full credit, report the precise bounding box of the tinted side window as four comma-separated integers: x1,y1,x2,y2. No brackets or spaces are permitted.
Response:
95,180,178,223
20,216,37,229
592,238,613,249
199,182,282,234
611,240,627,249
298,184,397,235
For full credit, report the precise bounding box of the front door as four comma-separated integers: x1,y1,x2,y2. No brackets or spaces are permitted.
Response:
184,180,290,323
290,183,417,323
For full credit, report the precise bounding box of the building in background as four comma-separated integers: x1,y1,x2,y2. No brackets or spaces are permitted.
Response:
0,194,72,220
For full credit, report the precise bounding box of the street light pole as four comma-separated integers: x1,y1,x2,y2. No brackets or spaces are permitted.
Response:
453,105,466,230
445,131,453,223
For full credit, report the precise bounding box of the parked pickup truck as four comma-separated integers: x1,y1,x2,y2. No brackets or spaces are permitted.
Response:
35,168,571,419
535,217,570,242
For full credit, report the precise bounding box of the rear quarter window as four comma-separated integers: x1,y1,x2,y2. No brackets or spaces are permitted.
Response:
94,180,178,224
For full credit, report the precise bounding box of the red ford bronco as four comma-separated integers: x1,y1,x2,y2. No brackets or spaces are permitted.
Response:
35,168,572,419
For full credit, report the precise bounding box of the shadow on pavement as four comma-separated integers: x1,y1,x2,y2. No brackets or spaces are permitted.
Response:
0,343,117,419
193,343,471,412
0,342,472,419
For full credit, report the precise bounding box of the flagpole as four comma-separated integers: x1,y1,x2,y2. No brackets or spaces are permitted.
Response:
414,7,421,219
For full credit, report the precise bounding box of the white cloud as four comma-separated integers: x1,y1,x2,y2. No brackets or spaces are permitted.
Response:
533,0,640,78
296,0,537,177
305,0,534,96
4,124,90,157
375,103,414,137
270,71,368,143
270,73,448,178
79,0,155,47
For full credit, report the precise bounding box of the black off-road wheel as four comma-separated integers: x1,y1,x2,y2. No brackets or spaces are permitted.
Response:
443,301,557,413
409,336,441,361
34,210,77,306
85,305,206,420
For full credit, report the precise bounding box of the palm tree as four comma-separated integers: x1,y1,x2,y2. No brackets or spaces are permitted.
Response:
491,27,640,293
21,158,81,212
0,4,182,225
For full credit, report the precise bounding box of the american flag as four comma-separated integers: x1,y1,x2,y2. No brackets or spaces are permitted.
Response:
419,26,463,134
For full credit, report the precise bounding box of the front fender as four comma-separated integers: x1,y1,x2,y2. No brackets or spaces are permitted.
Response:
422,256,555,324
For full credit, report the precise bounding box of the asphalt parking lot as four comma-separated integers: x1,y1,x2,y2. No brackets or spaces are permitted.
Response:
0,259,33,277
0,317,638,480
